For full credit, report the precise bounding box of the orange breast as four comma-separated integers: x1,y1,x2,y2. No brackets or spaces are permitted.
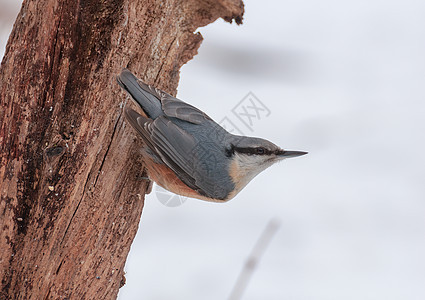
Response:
143,155,225,202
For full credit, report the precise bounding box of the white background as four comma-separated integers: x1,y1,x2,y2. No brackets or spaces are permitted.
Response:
1,1,424,299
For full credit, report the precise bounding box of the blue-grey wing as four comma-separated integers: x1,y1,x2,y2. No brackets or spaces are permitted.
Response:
125,108,231,200
161,96,212,125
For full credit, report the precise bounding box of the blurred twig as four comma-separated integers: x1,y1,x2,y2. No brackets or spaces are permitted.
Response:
228,218,281,300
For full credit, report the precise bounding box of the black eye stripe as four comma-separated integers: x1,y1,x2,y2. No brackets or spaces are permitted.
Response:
233,146,271,155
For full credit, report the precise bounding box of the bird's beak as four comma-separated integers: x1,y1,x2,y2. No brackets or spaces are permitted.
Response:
278,150,308,158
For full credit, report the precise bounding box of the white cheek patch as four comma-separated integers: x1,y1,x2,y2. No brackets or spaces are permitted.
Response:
229,153,277,193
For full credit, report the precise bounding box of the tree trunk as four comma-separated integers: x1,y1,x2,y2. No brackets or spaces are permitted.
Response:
0,0,243,298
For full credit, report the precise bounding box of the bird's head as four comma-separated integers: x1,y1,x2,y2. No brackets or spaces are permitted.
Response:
226,136,307,195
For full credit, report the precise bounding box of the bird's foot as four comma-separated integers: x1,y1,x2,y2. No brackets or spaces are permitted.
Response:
146,180,153,194
137,170,152,194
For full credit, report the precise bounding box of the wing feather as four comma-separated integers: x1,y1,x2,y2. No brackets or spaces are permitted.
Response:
161,97,211,124
124,108,216,198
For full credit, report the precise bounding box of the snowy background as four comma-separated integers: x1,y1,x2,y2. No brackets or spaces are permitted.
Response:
1,0,425,299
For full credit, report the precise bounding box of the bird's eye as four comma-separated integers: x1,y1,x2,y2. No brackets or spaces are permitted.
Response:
225,146,235,157
256,147,265,155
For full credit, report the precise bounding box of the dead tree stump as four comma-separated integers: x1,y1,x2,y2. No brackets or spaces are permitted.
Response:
0,0,243,298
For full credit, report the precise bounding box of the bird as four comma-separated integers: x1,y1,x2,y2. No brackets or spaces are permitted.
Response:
117,69,307,202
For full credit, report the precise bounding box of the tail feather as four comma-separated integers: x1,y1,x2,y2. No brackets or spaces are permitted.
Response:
117,69,163,119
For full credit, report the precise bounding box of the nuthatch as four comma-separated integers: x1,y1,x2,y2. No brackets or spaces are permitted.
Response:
117,69,306,202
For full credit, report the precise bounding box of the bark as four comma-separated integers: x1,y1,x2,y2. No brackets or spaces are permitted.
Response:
0,0,244,299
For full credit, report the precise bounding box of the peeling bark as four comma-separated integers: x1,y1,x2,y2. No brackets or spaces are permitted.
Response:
0,0,244,298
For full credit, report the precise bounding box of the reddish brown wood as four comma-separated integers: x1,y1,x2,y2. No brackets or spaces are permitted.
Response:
0,0,243,298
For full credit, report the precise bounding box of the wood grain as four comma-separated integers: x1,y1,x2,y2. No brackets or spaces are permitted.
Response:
0,0,244,298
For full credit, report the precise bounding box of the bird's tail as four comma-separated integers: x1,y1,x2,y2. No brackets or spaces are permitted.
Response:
116,69,163,119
